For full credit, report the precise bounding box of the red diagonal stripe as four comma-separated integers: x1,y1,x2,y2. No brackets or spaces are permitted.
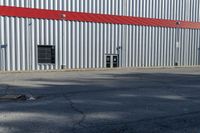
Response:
0,6,200,29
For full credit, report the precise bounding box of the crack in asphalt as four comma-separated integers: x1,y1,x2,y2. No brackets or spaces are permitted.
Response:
1,72,200,133
64,94,87,133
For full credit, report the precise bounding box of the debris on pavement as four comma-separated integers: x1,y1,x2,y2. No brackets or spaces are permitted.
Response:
0,94,36,101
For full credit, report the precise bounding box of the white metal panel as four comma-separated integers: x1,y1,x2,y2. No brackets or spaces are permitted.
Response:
0,0,200,71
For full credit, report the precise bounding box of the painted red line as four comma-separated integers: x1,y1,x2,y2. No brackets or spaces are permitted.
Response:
0,6,200,29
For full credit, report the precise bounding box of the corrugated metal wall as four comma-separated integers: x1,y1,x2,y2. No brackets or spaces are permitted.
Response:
0,0,200,71
123,26,200,67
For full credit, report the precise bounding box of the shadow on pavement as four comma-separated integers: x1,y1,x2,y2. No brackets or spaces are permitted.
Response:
0,72,200,133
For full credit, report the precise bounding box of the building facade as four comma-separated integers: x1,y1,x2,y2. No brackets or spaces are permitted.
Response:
0,0,200,71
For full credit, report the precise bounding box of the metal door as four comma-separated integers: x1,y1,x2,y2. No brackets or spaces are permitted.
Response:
0,44,7,71
106,55,111,68
113,55,119,68
105,54,119,68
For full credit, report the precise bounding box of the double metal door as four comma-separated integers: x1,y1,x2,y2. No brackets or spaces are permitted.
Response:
106,54,119,68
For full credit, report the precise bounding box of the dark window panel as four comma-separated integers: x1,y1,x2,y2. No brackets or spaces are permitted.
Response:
38,45,55,64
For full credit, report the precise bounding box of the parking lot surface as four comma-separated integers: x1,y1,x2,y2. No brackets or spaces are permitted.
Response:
0,67,200,133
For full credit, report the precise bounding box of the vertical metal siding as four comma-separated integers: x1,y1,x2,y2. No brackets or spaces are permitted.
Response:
0,0,200,71
0,0,125,15
124,26,179,68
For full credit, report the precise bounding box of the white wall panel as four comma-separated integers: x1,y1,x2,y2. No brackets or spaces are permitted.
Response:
0,0,200,71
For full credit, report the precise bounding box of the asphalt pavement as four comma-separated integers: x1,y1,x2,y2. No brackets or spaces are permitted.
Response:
0,67,200,133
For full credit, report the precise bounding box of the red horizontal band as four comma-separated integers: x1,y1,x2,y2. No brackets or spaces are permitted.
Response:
0,6,200,29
